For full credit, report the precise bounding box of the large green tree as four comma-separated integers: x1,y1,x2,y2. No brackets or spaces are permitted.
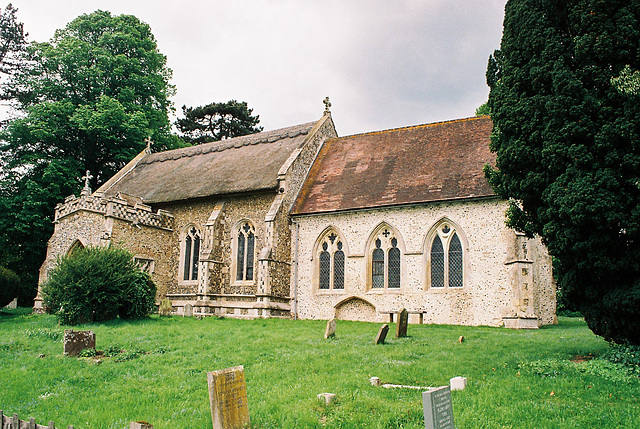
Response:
0,10,180,304
486,0,640,344
0,3,26,86
175,100,262,144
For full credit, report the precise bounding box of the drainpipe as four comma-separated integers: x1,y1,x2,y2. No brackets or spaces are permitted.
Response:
292,218,299,320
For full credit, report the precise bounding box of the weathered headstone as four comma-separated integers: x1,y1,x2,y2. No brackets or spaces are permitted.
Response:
184,303,193,317
396,308,408,338
375,324,389,344
158,298,173,316
63,330,95,356
324,319,336,339
422,386,454,429
207,365,250,429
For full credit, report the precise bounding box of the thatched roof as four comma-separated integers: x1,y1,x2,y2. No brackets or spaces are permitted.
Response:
101,121,318,204
291,116,496,215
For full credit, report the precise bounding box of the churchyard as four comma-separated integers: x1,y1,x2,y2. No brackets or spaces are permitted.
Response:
1,309,638,429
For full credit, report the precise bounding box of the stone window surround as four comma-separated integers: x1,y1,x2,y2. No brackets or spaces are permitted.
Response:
365,223,406,293
423,217,469,291
178,223,201,287
230,219,258,287
312,226,348,293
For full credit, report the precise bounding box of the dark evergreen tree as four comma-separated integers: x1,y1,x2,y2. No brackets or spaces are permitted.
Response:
486,0,640,344
175,100,262,144
0,10,181,305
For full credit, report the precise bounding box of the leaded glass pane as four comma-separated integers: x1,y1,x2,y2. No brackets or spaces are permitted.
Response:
388,247,401,288
319,251,330,289
246,232,255,280
372,248,384,288
183,236,192,281
449,233,463,288
192,235,200,280
334,250,345,289
431,236,444,288
237,233,245,281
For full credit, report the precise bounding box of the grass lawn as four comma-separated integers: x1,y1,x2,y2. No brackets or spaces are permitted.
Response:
1,309,638,428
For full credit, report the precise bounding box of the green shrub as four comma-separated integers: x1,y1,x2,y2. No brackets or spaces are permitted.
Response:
42,246,156,325
0,265,20,308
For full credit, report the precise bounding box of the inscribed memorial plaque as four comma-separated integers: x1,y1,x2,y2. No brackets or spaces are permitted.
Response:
207,365,250,429
422,386,454,429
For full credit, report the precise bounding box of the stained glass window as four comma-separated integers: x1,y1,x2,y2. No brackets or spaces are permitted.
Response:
246,232,255,280
449,233,463,288
431,235,445,288
334,241,345,289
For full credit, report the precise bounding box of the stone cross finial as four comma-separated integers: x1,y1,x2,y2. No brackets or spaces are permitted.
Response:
80,170,93,196
323,97,331,114
145,136,152,153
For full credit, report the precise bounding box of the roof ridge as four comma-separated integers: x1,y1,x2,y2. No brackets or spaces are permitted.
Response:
337,115,489,140
142,121,317,165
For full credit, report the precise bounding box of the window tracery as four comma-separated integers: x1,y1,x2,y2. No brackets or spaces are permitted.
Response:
368,227,402,290
235,222,256,283
428,221,464,289
316,230,345,291
181,226,201,282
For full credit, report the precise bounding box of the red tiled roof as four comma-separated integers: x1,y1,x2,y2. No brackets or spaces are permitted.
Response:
291,116,495,215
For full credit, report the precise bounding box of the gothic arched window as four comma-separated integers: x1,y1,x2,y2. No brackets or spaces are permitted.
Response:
428,222,465,289
235,222,256,282
182,226,201,282
316,230,347,291
368,226,403,290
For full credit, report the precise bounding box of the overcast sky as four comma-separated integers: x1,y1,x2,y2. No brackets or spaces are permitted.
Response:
8,0,507,136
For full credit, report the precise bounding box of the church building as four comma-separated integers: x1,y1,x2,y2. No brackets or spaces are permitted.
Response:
35,104,556,328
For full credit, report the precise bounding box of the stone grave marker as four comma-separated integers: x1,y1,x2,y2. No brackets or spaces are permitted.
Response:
63,330,95,356
130,422,153,429
396,308,408,338
422,385,454,429
158,298,173,316
375,324,389,344
324,319,336,339
207,365,250,429
184,303,193,317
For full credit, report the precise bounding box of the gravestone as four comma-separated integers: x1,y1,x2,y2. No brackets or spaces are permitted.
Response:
375,324,389,344
324,319,336,339
184,303,193,317
396,308,408,338
422,386,454,429
158,298,173,316
207,365,250,429
63,330,95,356
130,422,153,429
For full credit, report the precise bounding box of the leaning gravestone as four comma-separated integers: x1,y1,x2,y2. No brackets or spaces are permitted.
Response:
63,330,95,356
324,319,336,339
422,385,454,429
375,324,389,344
207,365,250,429
396,308,408,338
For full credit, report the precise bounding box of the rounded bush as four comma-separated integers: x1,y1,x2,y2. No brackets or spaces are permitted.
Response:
42,247,156,325
0,266,20,308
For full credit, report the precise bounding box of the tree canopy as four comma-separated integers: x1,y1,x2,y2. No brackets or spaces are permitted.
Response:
0,3,26,81
486,0,640,344
0,10,180,304
175,100,262,144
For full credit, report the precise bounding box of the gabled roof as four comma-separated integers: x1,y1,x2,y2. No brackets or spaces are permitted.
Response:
101,121,318,204
291,116,495,215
